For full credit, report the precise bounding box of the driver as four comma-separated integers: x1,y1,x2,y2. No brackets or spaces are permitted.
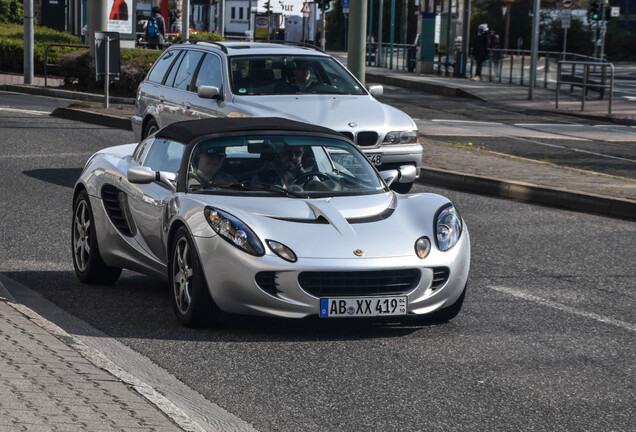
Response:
253,146,307,189
290,62,314,92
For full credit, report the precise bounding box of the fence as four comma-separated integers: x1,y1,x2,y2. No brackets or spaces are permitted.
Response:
556,60,614,114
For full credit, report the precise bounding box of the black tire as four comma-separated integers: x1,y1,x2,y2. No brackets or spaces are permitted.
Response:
391,182,413,194
72,190,122,284
422,284,467,324
142,118,159,139
169,226,220,327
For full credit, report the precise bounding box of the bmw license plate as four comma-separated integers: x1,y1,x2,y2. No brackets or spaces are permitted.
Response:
366,153,382,165
320,296,407,318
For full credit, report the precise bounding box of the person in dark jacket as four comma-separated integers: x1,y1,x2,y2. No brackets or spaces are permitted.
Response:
472,24,490,81
145,6,166,50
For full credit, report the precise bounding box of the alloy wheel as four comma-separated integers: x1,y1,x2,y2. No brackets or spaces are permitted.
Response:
73,199,91,272
173,237,193,315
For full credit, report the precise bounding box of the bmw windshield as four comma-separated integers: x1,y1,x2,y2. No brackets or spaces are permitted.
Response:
229,55,367,96
187,135,387,197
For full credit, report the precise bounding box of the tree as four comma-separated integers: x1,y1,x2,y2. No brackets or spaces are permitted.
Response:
0,0,23,24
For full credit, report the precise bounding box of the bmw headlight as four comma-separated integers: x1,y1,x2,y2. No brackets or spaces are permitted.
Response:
204,207,264,256
384,130,419,145
435,204,462,251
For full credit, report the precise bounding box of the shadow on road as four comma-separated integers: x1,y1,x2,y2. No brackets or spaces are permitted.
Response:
23,168,82,188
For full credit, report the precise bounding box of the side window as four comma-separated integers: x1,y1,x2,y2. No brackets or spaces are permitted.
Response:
172,50,205,91
193,53,223,91
133,138,153,164
143,139,185,173
147,50,179,84
163,50,184,87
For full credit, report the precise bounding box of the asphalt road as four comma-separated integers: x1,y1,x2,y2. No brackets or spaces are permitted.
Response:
1,94,635,431
375,85,636,179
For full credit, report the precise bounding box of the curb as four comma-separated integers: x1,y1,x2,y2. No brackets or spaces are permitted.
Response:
51,107,132,130
1,83,135,105
418,166,636,221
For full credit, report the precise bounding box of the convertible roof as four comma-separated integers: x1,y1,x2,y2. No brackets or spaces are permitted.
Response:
155,117,343,144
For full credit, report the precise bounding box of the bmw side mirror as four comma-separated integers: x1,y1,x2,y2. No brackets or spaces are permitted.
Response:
368,85,383,98
128,166,176,192
197,85,221,100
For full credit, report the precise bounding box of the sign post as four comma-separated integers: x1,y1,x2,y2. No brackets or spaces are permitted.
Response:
561,0,573,59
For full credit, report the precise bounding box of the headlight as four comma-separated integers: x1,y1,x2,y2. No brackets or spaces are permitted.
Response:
384,130,418,145
204,207,264,256
435,204,462,251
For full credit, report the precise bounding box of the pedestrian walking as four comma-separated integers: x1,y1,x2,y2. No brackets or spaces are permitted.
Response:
145,6,166,50
490,31,501,78
471,24,490,81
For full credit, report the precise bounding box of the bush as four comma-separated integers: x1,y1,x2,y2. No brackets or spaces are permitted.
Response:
171,31,224,43
56,48,162,97
0,23,83,74
0,0,23,24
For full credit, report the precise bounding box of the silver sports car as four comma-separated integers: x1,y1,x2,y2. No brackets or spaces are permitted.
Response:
72,118,470,327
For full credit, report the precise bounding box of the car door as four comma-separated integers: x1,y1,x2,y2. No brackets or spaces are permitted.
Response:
127,138,185,263
141,49,182,130
189,52,228,119
162,49,206,126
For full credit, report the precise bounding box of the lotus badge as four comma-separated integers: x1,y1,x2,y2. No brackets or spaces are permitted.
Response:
353,249,364,256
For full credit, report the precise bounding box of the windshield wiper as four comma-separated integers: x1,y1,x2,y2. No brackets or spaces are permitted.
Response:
215,182,309,198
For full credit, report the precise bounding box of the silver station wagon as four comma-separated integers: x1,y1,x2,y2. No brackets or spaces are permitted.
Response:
132,41,422,193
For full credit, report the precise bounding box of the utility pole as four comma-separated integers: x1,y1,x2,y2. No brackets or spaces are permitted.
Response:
348,0,368,85
87,0,108,59
23,0,33,85
528,0,541,100
182,0,190,40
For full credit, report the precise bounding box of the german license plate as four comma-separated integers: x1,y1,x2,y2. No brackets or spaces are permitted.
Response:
366,153,382,165
320,296,407,318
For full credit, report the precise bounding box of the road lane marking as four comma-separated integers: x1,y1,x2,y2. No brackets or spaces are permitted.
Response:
487,285,635,332
0,106,50,116
0,152,93,160
432,119,504,125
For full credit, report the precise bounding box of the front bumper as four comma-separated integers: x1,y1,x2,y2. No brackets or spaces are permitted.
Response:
193,227,470,319
360,143,423,178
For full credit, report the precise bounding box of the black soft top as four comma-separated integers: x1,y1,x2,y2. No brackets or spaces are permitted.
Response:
155,117,342,144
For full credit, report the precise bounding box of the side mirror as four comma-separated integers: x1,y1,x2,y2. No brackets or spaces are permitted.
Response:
379,165,417,187
128,166,177,192
197,85,221,100
368,85,384,98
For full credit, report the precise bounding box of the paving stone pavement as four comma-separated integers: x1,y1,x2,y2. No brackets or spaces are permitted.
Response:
0,293,184,432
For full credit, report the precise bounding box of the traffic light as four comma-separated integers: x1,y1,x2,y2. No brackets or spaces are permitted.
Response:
589,1,600,21
321,0,331,11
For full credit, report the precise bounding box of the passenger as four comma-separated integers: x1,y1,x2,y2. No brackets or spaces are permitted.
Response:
191,147,236,187
253,147,307,188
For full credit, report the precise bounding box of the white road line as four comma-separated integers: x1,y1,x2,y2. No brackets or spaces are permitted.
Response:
432,119,504,125
508,135,636,163
0,152,92,160
514,123,584,127
0,106,50,116
487,285,636,332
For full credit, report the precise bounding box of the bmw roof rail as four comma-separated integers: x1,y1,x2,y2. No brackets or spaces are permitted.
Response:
177,39,228,53
265,40,324,53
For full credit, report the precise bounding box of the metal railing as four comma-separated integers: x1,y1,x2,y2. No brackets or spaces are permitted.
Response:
556,60,614,114
44,43,89,87
365,42,417,72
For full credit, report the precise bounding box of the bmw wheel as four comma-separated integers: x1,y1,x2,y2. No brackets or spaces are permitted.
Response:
72,190,122,284
170,227,219,327
143,118,159,139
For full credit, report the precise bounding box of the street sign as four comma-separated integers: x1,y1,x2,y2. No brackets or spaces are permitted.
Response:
301,2,311,13
611,6,620,17
561,9,571,28
562,0,573,9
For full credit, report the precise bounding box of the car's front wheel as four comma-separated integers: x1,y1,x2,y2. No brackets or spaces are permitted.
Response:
143,118,159,139
169,227,220,327
72,190,122,284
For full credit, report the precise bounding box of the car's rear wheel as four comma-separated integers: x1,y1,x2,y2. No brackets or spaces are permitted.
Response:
72,190,122,284
170,227,220,327
422,284,467,324
143,118,159,139
391,182,413,194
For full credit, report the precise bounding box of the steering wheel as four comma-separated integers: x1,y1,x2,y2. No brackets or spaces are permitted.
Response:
292,172,333,188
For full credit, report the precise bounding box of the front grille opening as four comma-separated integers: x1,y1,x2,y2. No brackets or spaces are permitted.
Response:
431,267,450,290
356,131,379,146
339,131,354,141
101,185,135,237
299,269,420,298
255,271,278,296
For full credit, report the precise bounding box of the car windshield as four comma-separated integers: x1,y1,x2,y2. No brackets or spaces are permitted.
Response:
187,135,386,197
229,55,367,96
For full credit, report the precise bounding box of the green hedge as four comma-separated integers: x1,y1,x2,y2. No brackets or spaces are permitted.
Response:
0,23,83,74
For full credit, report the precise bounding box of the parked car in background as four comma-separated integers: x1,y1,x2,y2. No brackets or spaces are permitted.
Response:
72,117,469,327
132,41,422,193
